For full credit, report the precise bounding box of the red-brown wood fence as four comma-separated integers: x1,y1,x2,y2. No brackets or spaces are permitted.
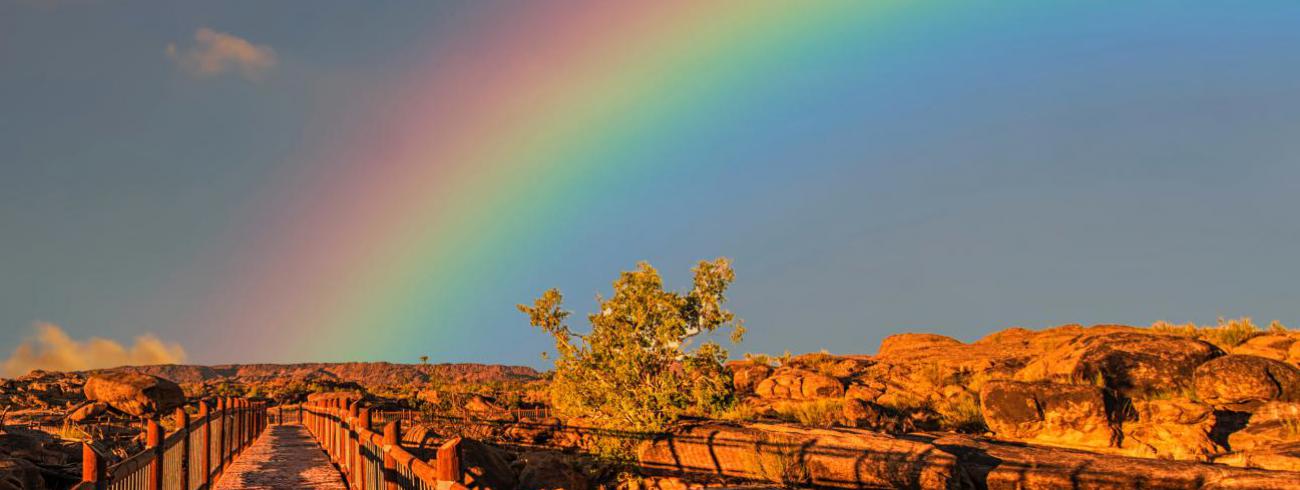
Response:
74,397,268,490
303,400,467,490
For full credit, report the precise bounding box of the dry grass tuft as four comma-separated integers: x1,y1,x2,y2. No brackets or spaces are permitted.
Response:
1150,317,1285,349
772,399,843,428
934,395,985,433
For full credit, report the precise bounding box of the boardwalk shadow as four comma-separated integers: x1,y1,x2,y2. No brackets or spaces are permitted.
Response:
215,425,348,490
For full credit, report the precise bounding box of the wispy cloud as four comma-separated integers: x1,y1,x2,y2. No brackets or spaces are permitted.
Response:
2,323,187,377
166,27,277,81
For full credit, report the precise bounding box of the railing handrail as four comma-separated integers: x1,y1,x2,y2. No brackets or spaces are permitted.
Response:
75,397,269,490
302,401,468,490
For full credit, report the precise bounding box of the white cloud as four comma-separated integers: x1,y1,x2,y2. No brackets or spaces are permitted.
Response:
167,27,277,81
2,323,187,377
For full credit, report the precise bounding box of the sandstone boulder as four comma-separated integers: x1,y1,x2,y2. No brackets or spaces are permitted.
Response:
513,451,592,490
504,417,560,445
933,433,1300,490
1217,441,1300,473
754,369,844,400
1233,334,1298,362
67,402,108,423
0,458,44,490
1119,398,1222,461
457,438,517,490
0,430,73,467
638,422,970,489
464,395,505,414
1194,355,1300,406
1226,401,1300,452
979,380,1117,451
725,361,772,395
785,353,870,379
844,382,884,403
877,333,963,356
1015,332,1222,396
83,372,184,417
840,398,881,427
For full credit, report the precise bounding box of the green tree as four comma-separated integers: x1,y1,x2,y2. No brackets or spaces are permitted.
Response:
519,258,744,434
419,355,429,365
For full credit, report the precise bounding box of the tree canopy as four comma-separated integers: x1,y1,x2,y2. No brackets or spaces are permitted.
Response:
519,258,744,433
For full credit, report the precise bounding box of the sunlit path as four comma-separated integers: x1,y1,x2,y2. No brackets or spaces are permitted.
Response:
214,424,347,490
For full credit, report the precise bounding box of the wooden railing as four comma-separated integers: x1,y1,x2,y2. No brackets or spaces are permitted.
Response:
303,400,467,490
74,397,268,490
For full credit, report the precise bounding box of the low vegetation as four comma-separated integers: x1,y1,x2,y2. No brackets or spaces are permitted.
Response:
1150,316,1289,349
772,399,843,428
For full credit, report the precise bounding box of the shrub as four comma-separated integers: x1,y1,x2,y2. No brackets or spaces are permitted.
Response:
717,402,764,423
773,399,843,428
520,259,745,456
934,395,985,433
741,436,811,488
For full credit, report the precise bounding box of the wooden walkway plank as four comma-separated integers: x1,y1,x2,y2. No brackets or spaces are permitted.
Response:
213,424,348,490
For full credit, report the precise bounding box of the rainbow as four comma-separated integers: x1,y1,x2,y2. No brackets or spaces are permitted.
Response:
198,1,990,362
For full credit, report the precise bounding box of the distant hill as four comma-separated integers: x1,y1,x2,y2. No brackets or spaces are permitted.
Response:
89,362,540,387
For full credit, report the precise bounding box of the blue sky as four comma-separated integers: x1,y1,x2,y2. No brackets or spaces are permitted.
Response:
3,1,1300,367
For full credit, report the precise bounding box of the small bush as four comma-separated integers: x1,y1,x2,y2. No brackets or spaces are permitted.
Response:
934,395,985,433
740,435,811,488
1150,317,1280,349
744,352,778,368
1137,385,1200,402
718,402,764,422
773,399,843,428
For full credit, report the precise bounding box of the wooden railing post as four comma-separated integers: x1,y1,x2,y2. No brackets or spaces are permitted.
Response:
147,417,163,490
235,399,244,452
437,437,461,483
81,442,106,490
358,406,372,490
200,401,212,489
383,421,400,490
347,401,360,480
217,398,228,471
176,407,190,489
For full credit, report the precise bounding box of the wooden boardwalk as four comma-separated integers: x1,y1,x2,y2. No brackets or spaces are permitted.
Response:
214,424,348,490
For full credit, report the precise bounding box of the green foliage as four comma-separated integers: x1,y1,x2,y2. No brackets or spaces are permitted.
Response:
520,259,745,438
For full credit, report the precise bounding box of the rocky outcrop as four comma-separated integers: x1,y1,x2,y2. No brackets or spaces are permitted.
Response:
1233,335,1299,362
933,434,1300,489
0,457,44,490
1015,332,1223,396
1194,355,1300,407
638,422,970,489
82,372,184,417
876,333,964,356
503,417,560,445
514,451,593,490
754,369,844,400
1217,441,1300,473
92,362,541,392
1118,398,1221,461
66,402,107,423
979,380,1117,451
726,361,772,394
457,438,518,490
1226,402,1300,452
464,395,503,413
